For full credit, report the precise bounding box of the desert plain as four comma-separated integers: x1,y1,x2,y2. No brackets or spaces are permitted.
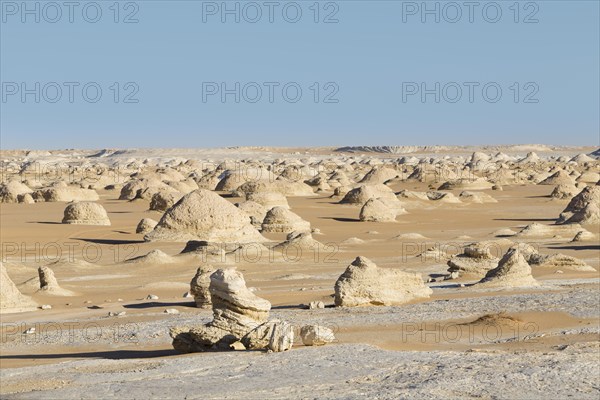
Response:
0,145,599,399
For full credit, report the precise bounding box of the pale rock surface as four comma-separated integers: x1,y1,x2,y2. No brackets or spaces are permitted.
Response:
359,198,398,222
334,256,432,307
459,191,498,203
170,268,271,352
0,263,37,313
241,319,294,352
0,181,33,203
261,207,311,233
37,266,76,296
300,325,335,346
124,249,175,265
145,189,266,243
190,265,214,308
136,218,158,234
556,186,600,224
62,202,111,225
478,247,539,288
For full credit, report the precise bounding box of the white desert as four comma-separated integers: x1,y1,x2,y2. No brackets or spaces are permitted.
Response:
0,145,599,399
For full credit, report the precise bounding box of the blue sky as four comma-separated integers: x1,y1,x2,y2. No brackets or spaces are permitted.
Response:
1,0,599,149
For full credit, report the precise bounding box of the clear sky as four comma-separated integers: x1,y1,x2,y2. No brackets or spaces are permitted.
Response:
1,0,599,149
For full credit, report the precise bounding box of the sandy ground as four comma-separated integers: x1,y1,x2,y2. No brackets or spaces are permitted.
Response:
0,146,599,398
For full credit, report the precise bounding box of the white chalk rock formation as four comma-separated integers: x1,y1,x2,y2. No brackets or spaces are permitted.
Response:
261,207,311,233
235,201,268,229
1,263,37,313
517,222,589,238
62,202,111,225
170,268,271,352
359,198,398,222
37,266,76,296
241,319,294,352
459,191,498,203
136,218,158,234
124,249,175,265
477,247,539,288
550,183,580,200
190,265,214,308
556,186,600,225
359,167,398,185
0,181,33,203
149,190,184,212
447,241,503,276
300,325,335,346
339,184,399,206
145,189,266,243
539,171,576,186
572,230,596,242
334,256,432,307
33,187,99,202
246,191,290,209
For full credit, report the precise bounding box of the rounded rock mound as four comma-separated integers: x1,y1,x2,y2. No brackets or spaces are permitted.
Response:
334,256,432,307
261,206,311,233
145,189,266,243
62,202,111,226
359,198,397,222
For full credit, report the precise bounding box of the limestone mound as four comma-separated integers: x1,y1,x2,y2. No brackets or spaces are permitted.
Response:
392,233,428,240
246,191,289,209
527,253,595,272
136,218,158,234
516,222,590,238
119,178,173,200
426,191,462,203
273,231,322,252
0,181,33,203
417,244,452,262
550,184,579,200
477,247,539,288
149,190,184,212
33,187,99,202
62,202,111,226
572,230,596,242
438,178,493,191
576,171,600,184
447,241,501,276
37,266,77,296
556,186,600,225
145,189,266,243
1,263,38,313
539,171,575,186
339,184,400,207
261,207,310,233
358,167,399,185
235,201,268,229
124,249,175,265
334,256,432,307
459,191,498,203
359,198,398,222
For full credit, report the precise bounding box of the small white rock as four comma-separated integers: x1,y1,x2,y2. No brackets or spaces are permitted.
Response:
164,308,180,314
40,304,52,310
300,325,335,346
146,294,159,300
23,327,36,334
308,301,325,309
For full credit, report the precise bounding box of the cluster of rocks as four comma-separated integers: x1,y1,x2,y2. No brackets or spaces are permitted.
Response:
171,268,335,353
